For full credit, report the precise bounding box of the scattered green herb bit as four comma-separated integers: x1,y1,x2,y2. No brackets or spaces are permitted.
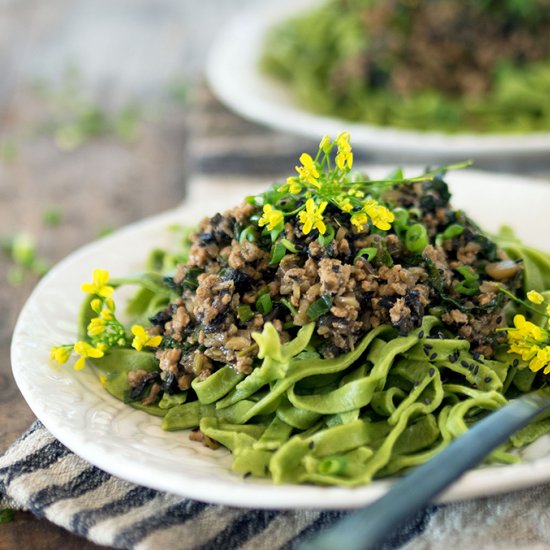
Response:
256,293,273,315
270,242,287,265
182,267,203,290
6,266,24,286
9,233,37,267
239,226,257,244
0,508,14,523
281,238,298,253
114,105,141,144
405,223,429,254
307,295,333,320
455,266,480,296
318,224,335,247
318,456,347,475
355,247,377,263
1,232,50,285
237,304,254,323
442,224,464,240
42,208,63,227
280,298,298,316
98,226,115,238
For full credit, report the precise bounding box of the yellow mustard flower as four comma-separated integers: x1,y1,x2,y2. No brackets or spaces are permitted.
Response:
50,345,72,365
527,290,545,305
296,153,320,187
99,374,107,386
73,341,105,370
87,317,106,336
298,198,327,235
131,325,163,352
506,314,548,361
338,197,353,213
258,204,284,231
336,132,353,170
81,268,114,298
363,199,395,231
528,345,550,374
319,135,331,153
350,211,368,231
287,177,302,194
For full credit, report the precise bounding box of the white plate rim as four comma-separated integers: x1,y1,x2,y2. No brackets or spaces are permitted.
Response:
10,169,550,510
205,0,550,160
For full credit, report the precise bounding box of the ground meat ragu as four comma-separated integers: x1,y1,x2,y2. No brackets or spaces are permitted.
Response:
150,178,522,393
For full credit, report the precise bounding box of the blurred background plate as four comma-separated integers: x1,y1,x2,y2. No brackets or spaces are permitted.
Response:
206,0,550,163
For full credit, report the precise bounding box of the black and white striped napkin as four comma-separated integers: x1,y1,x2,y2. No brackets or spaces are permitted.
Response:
2,421,550,549
0,421,435,549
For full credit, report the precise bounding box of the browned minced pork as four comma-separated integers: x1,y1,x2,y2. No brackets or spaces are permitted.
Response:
143,178,522,399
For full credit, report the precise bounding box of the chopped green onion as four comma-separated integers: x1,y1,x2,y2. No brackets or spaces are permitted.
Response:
307,295,333,320
239,226,257,244
442,224,464,240
270,242,287,265
318,224,335,247
455,266,480,296
280,298,297,315
256,293,273,315
405,223,429,253
281,238,299,253
318,456,347,475
237,304,254,322
392,208,409,231
355,247,377,262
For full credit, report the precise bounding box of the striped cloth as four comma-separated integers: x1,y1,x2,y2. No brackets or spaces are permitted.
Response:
2,422,550,549
0,422,432,549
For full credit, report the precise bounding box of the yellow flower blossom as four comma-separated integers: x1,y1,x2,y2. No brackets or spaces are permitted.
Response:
99,374,107,386
296,153,320,187
87,317,106,336
73,341,105,370
298,198,327,235
286,177,302,194
319,135,331,153
258,204,284,231
363,199,395,231
528,346,550,374
335,131,353,170
338,197,353,213
547,304,550,316
131,325,162,352
527,290,545,305
350,211,368,231
81,268,114,298
50,345,72,365
506,314,548,361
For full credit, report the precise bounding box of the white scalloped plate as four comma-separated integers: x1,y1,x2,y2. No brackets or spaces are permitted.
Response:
11,169,550,509
206,0,550,161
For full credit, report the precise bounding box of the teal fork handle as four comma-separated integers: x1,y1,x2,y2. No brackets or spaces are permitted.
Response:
299,389,550,550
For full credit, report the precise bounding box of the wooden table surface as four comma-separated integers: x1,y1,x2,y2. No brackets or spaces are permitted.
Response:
2,2,550,549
